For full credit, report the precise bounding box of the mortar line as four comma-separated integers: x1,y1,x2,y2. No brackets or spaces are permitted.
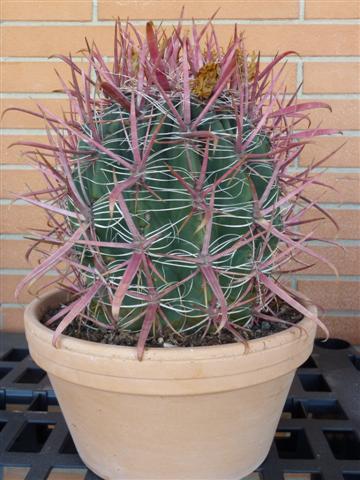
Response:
0,269,57,275
0,304,27,308
298,59,304,96
298,93,360,99
0,234,26,240
323,310,360,317
307,239,360,246
291,167,360,173
1,56,360,63
2,19,360,26
299,0,305,21
315,203,360,210
1,93,68,99
294,274,360,281
92,0,98,23
1,129,48,135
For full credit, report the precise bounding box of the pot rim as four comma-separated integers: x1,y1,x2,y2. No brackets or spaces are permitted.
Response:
25,288,316,362
24,289,317,394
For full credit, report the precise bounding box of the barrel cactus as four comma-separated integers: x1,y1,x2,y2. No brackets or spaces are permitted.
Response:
12,18,338,359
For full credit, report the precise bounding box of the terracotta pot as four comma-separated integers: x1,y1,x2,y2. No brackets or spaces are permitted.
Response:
24,290,316,480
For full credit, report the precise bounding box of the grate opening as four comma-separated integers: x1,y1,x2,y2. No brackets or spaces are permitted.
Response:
0,421,6,432
1,349,28,362
275,429,314,459
303,400,347,420
28,395,49,412
60,433,77,454
284,474,322,480
350,355,360,371
48,468,87,479
1,466,31,480
323,430,360,460
15,368,46,384
315,339,350,350
343,474,360,480
282,399,306,419
300,356,318,369
299,374,331,392
28,395,60,412
8,422,55,453
0,367,12,380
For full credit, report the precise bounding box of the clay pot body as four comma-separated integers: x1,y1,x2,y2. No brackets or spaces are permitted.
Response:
24,290,316,480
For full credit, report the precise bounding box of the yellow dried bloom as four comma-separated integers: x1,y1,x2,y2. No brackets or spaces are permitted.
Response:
191,62,220,100
201,47,221,62
236,49,259,82
159,35,168,55
247,50,258,81
131,48,139,73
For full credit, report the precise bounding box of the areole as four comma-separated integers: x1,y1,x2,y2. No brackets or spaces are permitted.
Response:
25,290,317,479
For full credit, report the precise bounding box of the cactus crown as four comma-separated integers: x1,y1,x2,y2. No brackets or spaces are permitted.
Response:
13,17,338,359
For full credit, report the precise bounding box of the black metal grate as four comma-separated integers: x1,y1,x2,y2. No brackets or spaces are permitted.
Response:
0,333,359,480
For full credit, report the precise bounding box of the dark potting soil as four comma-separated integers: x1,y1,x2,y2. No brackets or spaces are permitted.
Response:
42,299,304,348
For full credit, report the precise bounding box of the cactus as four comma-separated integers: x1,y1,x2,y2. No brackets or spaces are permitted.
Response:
11,18,339,359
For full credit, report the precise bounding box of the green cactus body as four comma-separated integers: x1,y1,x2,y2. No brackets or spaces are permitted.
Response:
70,95,279,333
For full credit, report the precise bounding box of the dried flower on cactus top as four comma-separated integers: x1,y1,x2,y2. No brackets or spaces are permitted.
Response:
236,49,258,82
191,62,220,99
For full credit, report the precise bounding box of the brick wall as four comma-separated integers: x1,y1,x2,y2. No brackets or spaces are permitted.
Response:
1,0,359,341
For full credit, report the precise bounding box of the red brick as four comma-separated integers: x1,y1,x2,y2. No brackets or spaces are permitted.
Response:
2,25,359,57
1,98,68,129
0,136,50,165
304,63,360,94
299,136,360,168
297,100,360,131
0,170,47,199
304,173,360,204
298,280,360,311
261,61,297,93
305,0,360,19
0,275,55,303
0,307,24,332
2,0,92,21
299,99,360,130
288,246,360,276
98,0,299,20
300,210,360,240
2,61,88,93
1,205,49,234
2,26,114,57
0,239,45,269
317,316,360,344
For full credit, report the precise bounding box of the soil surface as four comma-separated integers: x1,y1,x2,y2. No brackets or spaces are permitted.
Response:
42,298,303,348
